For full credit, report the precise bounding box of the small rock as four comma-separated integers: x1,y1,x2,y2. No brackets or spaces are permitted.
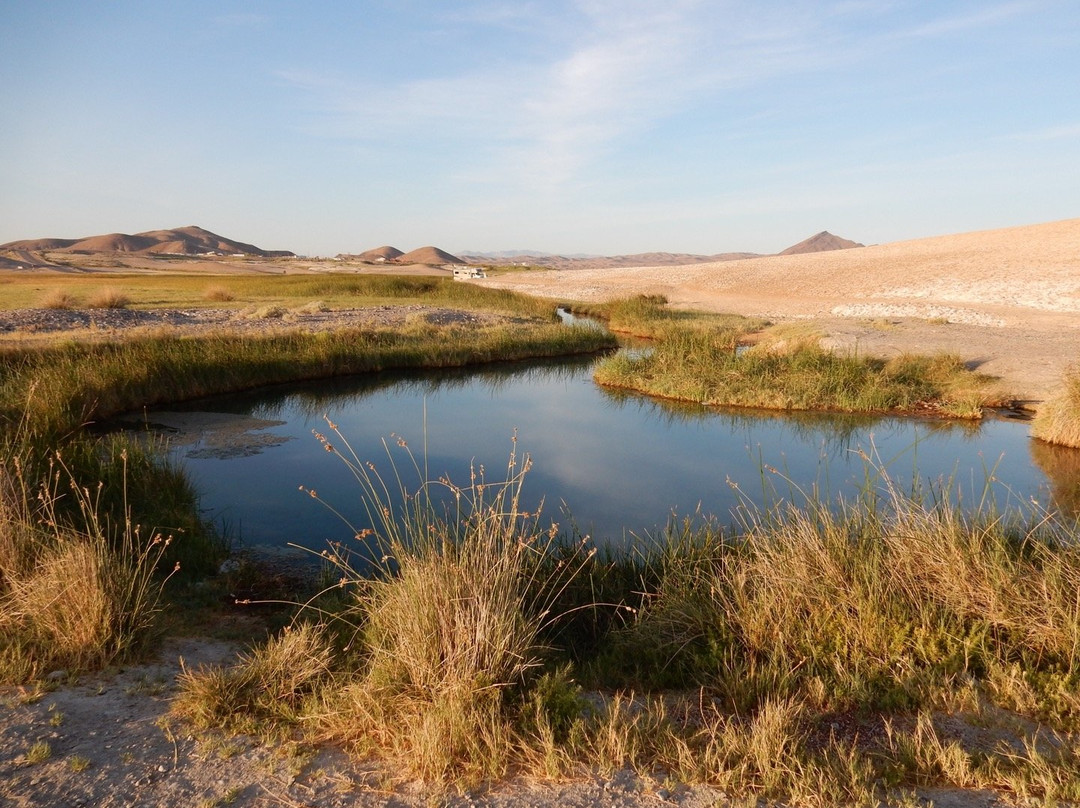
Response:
45,669,68,683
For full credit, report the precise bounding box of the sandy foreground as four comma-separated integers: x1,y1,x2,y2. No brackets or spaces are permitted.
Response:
476,217,1080,406
3,220,1079,806
0,636,1011,808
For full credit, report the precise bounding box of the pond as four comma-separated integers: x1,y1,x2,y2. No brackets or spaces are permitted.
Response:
131,353,1080,561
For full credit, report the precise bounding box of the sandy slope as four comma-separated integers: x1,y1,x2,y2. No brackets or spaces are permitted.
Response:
477,218,1080,404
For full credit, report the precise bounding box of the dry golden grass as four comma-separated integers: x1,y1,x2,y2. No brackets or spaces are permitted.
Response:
1033,367,1080,448
39,289,81,310
201,284,235,302
0,453,178,681
85,287,132,309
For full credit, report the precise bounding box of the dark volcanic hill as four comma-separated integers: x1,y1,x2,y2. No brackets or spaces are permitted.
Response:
1,226,292,257
779,231,864,256
396,246,464,265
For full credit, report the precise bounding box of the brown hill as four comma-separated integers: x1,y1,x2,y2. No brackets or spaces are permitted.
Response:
68,233,158,253
0,226,291,257
346,246,405,263
779,231,864,256
396,246,464,265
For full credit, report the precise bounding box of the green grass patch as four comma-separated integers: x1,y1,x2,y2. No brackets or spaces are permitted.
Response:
1,320,614,438
590,296,993,417
0,272,562,318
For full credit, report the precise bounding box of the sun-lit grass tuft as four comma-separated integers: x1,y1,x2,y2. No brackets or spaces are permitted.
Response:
39,289,81,310
173,622,334,733
0,449,180,682
590,297,993,417
309,428,596,787
86,288,132,309
201,284,235,302
1033,367,1080,449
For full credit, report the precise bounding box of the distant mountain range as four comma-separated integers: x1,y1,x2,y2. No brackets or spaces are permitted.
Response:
339,245,466,265
3,227,863,268
0,226,294,258
455,232,862,269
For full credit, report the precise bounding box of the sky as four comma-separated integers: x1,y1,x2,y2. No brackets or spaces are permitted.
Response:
1,1,1078,257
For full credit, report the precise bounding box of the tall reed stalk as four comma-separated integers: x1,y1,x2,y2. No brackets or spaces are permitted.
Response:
306,424,595,785
0,448,179,681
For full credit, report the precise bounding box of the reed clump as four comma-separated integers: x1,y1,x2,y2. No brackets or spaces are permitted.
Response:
592,297,992,417
39,289,81,310
85,287,132,309
311,429,595,786
1032,367,1080,449
0,451,178,682
171,432,1080,802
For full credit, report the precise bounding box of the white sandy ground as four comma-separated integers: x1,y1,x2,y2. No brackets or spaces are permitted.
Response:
476,217,1080,406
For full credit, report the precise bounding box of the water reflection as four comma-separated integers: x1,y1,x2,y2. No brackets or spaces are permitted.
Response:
1030,439,1080,517
140,356,1067,554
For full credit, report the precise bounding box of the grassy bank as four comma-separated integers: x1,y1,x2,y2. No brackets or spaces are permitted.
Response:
0,271,560,317
586,296,994,418
1,320,614,438
172,441,1080,803
0,277,614,684
1033,366,1080,448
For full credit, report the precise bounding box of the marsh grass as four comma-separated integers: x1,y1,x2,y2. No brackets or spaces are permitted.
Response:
571,294,762,341
0,449,179,681
580,295,992,417
0,272,562,318
595,321,992,417
613,477,1080,717
1033,367,1080,449
170,435,1080,802
307,427,599,786
0,321,613,439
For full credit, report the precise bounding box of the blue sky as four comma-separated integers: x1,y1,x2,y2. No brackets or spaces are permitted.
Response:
1,1,1077,256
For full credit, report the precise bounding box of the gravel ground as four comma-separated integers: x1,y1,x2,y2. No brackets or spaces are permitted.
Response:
0,304,512,340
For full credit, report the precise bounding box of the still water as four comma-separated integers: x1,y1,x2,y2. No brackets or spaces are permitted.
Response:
138,355,1079,557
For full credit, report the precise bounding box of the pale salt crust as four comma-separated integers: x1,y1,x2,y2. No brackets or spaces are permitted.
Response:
871,279,1080,314
829,303,1007,327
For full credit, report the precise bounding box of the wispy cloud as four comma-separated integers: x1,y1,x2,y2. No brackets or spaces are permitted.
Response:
275,1,1042,193
895,1,1033,39
278,2,832,188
